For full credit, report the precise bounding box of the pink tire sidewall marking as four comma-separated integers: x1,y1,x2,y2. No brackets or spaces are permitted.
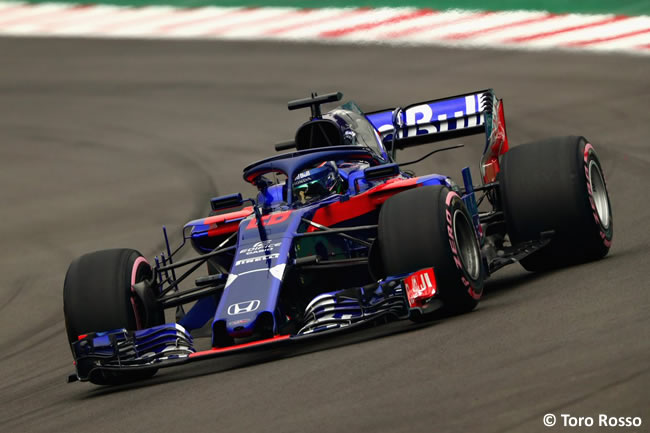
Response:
583,142,612,248
444,190,482,300
130,256,149,330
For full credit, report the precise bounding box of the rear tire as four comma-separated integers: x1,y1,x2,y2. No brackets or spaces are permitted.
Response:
63,248,164,385
499,136,613,271
378,185,483,316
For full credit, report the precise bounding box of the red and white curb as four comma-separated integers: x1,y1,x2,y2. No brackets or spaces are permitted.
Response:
1,1,649,54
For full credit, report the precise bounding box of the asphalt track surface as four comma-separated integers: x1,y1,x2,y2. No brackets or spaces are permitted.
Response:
0,37,648,433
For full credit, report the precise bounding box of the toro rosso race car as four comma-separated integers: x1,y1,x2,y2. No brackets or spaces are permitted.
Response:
64,90,613,385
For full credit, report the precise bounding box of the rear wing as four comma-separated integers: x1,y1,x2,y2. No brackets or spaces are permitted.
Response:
366,89,509,183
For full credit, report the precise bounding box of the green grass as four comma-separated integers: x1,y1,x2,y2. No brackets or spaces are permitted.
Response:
14,0,650,15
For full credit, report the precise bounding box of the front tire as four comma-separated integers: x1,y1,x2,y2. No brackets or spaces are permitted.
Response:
378,185,483,316
499,136,613,271
63,248,164,384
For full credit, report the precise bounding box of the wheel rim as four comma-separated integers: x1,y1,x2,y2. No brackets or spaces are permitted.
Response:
588,160,611,230
452,210,481,280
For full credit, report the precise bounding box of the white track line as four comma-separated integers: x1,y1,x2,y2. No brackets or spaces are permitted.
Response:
0,2,647,55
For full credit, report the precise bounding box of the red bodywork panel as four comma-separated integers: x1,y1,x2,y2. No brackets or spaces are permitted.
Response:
201,176,422,237
482,99,510,184
404,268,437,308
309,177,419,229
189,335,291,358
203,206,253,237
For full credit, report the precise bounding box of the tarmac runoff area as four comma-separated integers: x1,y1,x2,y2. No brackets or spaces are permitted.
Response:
0,36,648,433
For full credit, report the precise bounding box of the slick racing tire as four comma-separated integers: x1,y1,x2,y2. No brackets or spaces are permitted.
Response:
378,185,484,316
499,136,613,272
63,248,164,385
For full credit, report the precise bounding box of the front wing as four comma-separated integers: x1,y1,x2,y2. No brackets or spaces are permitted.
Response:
69,272,439,383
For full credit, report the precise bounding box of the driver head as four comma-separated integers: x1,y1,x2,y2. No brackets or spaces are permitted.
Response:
293,161,343,203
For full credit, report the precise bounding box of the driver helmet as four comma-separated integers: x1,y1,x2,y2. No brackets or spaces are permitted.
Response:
293,161,343,203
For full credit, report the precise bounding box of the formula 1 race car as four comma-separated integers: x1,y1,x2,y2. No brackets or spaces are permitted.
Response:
64,90,613,385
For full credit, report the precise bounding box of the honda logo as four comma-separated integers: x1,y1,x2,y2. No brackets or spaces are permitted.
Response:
227,300,261,315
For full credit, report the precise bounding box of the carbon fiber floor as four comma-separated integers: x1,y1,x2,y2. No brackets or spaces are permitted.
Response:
0,38,648,433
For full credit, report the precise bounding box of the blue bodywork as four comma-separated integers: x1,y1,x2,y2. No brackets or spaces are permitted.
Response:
68,89,507,383
366,91,486,142
180,156,450,343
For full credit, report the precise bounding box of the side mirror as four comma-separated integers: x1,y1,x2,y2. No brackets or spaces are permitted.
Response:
210,193,243,212
364,163,400,181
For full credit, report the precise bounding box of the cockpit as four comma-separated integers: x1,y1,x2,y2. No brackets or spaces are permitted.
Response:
243,93,394,209
290,94,389,163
